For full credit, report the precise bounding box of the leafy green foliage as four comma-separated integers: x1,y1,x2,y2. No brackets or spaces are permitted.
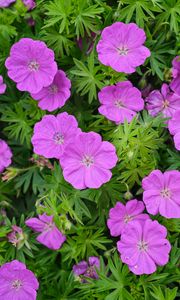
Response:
44,0,104,37
61,227,111,264
155,0,180,34
150,286,178,300
0,99,44,147
108,112,167,187
71,52,105,103
147,34,176,80
117,0,162,28
41,27,75,57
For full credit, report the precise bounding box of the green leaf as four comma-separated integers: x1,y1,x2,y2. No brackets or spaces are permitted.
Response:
41,27,75,56
117,0,162,27
73,2,104,38
150,286,178,300
71,52,105,103
43,0,72,33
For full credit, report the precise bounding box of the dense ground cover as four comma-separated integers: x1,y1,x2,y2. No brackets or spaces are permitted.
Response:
0,0,180,299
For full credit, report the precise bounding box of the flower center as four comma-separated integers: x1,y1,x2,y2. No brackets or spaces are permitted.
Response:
85,266,96,278
124,214,133,224
162,99,169,109
117,46,128,56
28,60,39,71
53,132,64,145
82,155,94,168
137,240,148,251
45,222,55,231
160,188,171,199
49,84,58,95
114,100,124,108
12,279,23,291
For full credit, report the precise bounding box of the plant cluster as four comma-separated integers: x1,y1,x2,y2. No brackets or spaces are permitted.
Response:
0,0,180,300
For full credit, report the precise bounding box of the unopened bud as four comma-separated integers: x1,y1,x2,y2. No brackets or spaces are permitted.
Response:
124,191,133,200
2,168,20,182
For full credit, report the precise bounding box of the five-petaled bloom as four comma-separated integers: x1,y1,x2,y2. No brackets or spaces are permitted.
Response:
146,83,180,121
96,22,150,74
98,81,144,124
0,260,39,300
170,56,180,95
117,219,171,275
0,139,12,173
5,38,57,94
73,257,100,280
31,70,71,112
0,75,6,94
142,170,180,218
25,213,66,250
32,112,80,159
168,110,180,151
107,199,149,237
60,132,118,189
0,0,15,7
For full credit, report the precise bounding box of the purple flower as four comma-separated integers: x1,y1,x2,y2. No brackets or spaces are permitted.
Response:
0,260,39,300
170,56,180,95
168,110,180,150
60,132,118,190
0,139,12,173
142,170,180,218
5,38,57,94
22,0,36,10
32,112,80,159
73,257,100,280
25,213,66,250
117,219,171,275
0,0,15,7
31,70,71,112
0,75,6,94
98,81,144,124
146,84,180,120
96,22,150,74
107,199,149,237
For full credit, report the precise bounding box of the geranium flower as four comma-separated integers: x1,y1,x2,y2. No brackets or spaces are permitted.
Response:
60,132,118,189
5,38,57,93
117,219,171,275
0,0,15,7
142,169,180,218
0,139,12,173
96,22,150,74
168,110,180,151
146,83,180,120
107,199,149,237
0,75,6,94
98,81,144,124
32,112,80,159
170,56,180,95
0,260,39,300
31,70,71,112
73,257,100,280
25,213,66,250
